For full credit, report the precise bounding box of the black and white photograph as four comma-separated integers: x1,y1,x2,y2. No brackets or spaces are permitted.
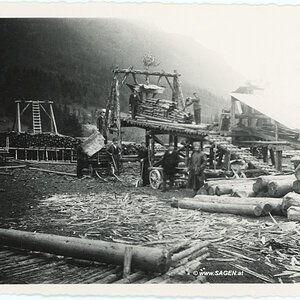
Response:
0,2,300,291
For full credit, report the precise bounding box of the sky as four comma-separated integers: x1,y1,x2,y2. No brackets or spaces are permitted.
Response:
1,2,300,127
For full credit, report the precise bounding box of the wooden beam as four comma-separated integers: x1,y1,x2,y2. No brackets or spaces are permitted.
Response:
16,101,21,132
114,69,180,77
230,97,236,129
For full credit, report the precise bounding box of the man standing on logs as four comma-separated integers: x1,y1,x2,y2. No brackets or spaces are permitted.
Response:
97,109,108,144
161,143,180,192
107,137,121,175
129,89,141,120
138,142,150,186
188,142,207,197
184,93,201,124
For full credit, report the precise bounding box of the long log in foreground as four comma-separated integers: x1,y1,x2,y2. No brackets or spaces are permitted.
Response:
192,195,283,215
0,229,171,273
172,199,264,217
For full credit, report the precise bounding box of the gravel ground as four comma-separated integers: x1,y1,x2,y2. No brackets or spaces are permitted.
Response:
0,161,300,284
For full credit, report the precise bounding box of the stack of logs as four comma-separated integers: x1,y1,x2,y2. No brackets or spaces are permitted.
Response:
138,98,192,123
175,171,300,219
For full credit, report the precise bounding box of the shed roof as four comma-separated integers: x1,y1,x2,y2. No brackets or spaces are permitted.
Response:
230,92,300,130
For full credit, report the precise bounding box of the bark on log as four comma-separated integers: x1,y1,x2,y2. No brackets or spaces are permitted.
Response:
295,164,300,181
232,186,256,198
287,206,300,221
268,179,294,198
293,180,300,194
172,199,264,216
0,229,171,273
281,192,300,215
189,195,283,215
253,175,295,193
216,183,254,196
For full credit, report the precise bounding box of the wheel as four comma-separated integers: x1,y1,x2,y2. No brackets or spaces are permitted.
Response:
149,169,162,189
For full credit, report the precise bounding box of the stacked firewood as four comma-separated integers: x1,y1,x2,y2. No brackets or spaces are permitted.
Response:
138,98,192,123
0,132,80,148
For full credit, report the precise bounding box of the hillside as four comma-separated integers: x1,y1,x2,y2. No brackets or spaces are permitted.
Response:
0,18,243,130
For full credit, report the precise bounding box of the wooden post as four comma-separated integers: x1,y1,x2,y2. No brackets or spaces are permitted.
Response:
123,246,133,278
275,122,279,141
275,150,283,172
169,135,174,145
174,136,178,149
262,146,268,164
49,103,58,135
150,134,155,165
115,78,121,147
185,142,190,167
230,97,236,129
16,101,22,132
223,151,231,170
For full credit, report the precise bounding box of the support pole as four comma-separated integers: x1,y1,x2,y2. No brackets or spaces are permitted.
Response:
174,136,178,150
230,97,236,129
49,103,58,134
16,101,22,132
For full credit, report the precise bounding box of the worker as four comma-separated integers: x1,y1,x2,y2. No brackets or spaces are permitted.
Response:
161,143,180,192
187,142,207,197
129,89,140,120
107,137,121,175
97,108,108,144
138,142,150,186
75,142,89,179
183,93,201,124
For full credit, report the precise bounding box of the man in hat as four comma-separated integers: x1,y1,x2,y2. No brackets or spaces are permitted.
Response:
188,142,207,197
161,143,180,192
129,89,141,120
184,93,201,124
97,109,108,144
107,137,121,175
138,142,150,186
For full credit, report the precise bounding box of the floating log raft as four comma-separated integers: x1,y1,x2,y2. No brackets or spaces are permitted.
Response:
0,229,171,273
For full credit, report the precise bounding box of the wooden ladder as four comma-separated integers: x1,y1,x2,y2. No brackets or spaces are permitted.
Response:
32,102,42,134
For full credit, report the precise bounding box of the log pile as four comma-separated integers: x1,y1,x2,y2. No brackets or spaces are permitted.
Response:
252,175,295,198
138,98,192,123
172,196,283,217
0,132,80,148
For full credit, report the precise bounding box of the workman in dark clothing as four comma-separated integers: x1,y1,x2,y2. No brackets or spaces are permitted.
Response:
161,143,180,192
107,137,121,175
97,109,108,144
184,93,201,124
129,90,141,120
188,142,207,197
138,142,150,186
75,143,89,179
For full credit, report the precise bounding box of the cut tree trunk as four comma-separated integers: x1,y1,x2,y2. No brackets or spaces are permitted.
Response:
253,175,295,193
281,192,300,215
232,186,256,198
287,206,300,221
216,183,254,196
293,180,300,194
0,229,171,273
268,179,294,197
192,195,283,215
172,199,264,216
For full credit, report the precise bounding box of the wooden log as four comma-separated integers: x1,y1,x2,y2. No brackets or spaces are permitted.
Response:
216,183,254,196
293,180,300,194
198,186,208,195
295,164,300,181
192,195,283,215
172,199,264,216
281,192,300,215
232,186,256,198
0,165,27,169
268,179,294,197
253,175,295,193
287,206,300,221
0,229,171,273
29,167,77,177
171,241,210,262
